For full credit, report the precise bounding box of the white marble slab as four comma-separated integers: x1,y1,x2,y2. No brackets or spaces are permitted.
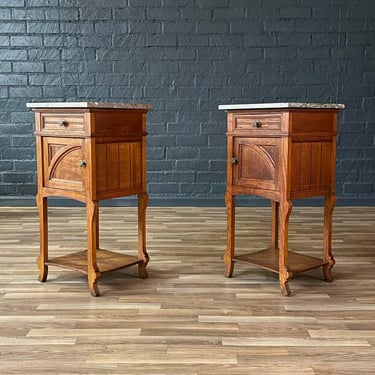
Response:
26,102,152,110
218,102,345,110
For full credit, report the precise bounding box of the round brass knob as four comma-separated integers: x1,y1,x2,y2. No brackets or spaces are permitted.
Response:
231,157,239,165
79,160,86,168
59,119,68,127
252,120,261,128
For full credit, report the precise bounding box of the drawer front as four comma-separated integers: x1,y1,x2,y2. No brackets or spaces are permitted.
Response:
41,113,85,133
232,113,281,132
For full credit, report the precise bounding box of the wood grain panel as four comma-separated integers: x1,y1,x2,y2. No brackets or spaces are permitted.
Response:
310,142,322,188
320,142,332,188
290,142,301,191
106,143,120,191
93,110,145,136
234,138,278,191
291,141,333,193
119,143,131,190
95,143,107,192
42,137,85,191
130,141,142,189
291,111,335,133
233,113,281,131
40,112,85,133
299,142,312,190
96,142,142,194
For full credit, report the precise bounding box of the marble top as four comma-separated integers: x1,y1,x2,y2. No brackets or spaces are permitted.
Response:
26,102,152,110
218,102,345,110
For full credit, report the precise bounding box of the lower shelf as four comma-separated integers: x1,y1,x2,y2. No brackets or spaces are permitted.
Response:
47,248,142,275
234,247,326,274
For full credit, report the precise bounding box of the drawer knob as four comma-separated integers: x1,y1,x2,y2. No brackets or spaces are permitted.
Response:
231,157,239,165
252,120,261,128
79,160,86,168
59,119,68,127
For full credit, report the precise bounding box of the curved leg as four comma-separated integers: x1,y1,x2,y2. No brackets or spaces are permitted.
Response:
88,272,100,297
224,191,235,278
278,199,293,296
36,193,48,282
323,193,336,282
270,201,279,249
87,200,101,297
138,192,149,279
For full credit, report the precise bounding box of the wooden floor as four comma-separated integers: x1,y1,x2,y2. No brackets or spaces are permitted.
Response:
0,205,374,374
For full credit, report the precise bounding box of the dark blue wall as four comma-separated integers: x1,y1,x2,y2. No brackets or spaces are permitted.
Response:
0,0,374,205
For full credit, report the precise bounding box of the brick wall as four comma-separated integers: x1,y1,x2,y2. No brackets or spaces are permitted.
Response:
0,0,374,205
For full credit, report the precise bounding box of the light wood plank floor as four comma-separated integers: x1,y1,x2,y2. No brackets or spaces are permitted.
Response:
0,206,374,374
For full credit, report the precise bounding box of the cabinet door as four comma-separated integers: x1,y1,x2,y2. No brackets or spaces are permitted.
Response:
232,137,279,191
42,137,86,191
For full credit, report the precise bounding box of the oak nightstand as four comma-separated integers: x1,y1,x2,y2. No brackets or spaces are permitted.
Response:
28,102,152,296
219,102,344,296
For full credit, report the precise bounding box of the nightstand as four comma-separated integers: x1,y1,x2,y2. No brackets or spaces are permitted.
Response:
28,102,151,296
219,102,344,296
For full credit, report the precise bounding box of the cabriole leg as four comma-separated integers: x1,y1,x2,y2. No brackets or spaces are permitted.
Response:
323,193,336,282
224,191,235,278
278,199,293,296
138,192,149,279
87,200,101,297
36,193,48,282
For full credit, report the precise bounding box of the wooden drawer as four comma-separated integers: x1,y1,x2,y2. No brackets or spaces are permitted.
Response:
231,113,281,133
40,112,85,133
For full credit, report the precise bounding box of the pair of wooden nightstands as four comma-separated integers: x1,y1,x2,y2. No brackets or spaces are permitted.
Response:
28,102,343,296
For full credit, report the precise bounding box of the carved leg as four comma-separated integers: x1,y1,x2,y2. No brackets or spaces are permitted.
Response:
224,191,235,278
323,193,336,282
278,199,293,296
88,272,100,297
36,193,48,282
87,200,101,297
138,192,149,279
